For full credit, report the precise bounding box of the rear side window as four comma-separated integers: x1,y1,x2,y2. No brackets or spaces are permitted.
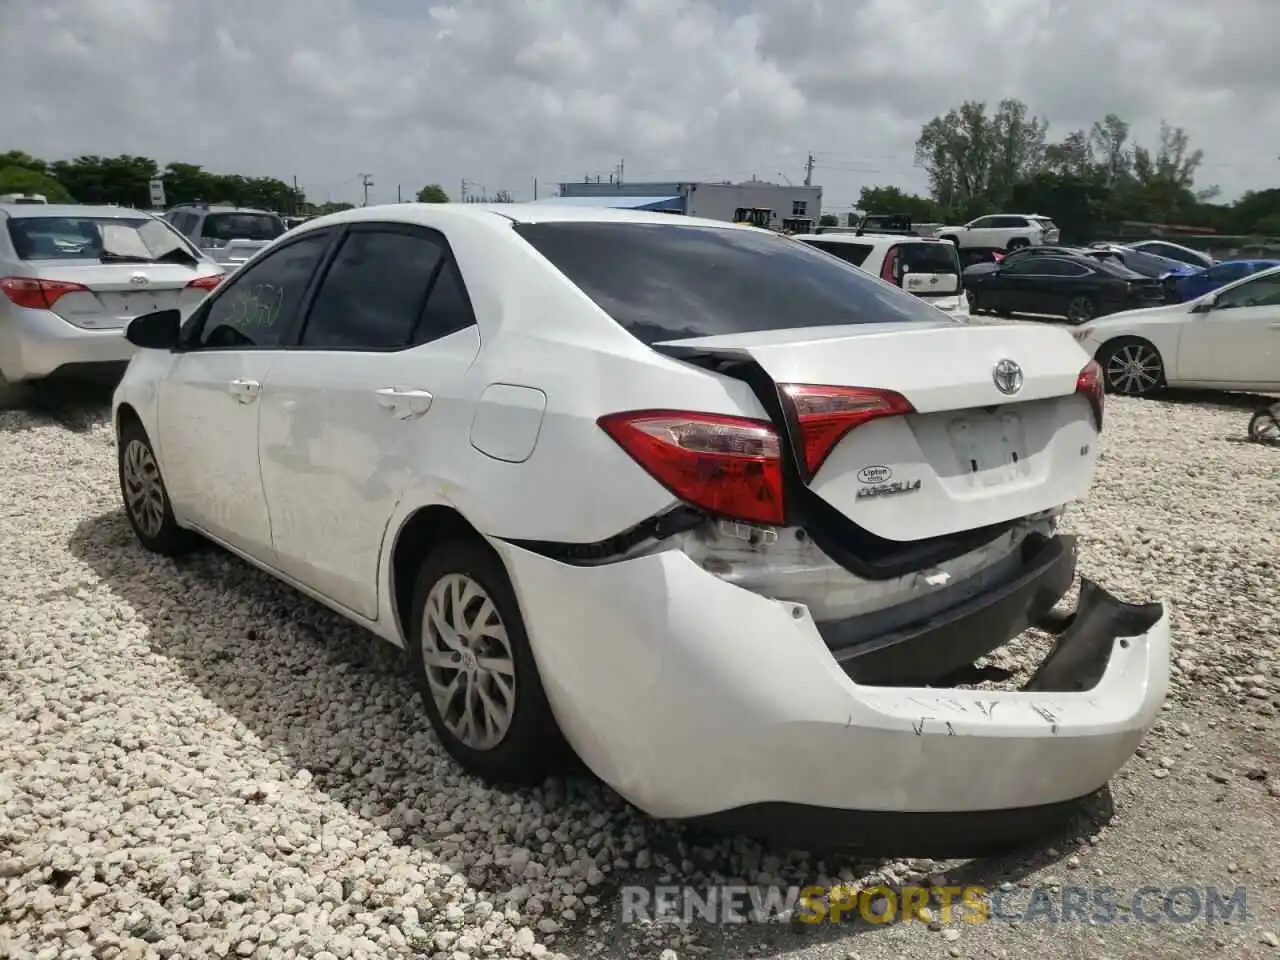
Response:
798,238,873,267
301,230,444,349
515,222,946,344
200,212,286,242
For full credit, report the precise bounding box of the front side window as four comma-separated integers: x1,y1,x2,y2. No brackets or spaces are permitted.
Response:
300,230,444,349
967,217,996,229
1215,272,1280,310
197,233,330,349
1037,258,1091,277
999,258,1040,276
515,221,948,345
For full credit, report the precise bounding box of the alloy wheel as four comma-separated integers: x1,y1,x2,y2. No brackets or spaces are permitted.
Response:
420,573,517,750
1104,343,1163,395
122,439,166,538
1066,296,1095,324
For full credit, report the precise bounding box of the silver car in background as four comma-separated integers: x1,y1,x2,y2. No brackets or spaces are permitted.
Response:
0,204,224,405
163,203,287,273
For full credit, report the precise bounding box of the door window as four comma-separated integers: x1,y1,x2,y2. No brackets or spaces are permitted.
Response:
998,258,1040,276
300,229,445,349
1215,273,1280,310
195,233,330,349
1036,258,1092,277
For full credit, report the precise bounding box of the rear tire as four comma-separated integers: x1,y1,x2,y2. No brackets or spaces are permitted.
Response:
117,420,200,556
1065,295,1096,325
407,538,568,786
1097,337,1165,397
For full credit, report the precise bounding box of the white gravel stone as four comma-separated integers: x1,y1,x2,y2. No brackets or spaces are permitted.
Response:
2,392,1278,960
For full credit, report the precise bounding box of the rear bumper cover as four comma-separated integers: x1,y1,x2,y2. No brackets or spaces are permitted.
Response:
496,536,1170,853
0,305,136,382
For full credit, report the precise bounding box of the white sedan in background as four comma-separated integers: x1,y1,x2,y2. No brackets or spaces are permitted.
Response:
1073,264,1280,396
112,203,1169,855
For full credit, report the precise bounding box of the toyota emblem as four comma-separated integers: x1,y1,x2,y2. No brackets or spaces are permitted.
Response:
129,274,150,287
992,359,1024,395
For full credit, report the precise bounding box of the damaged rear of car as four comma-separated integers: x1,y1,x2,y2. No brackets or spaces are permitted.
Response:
501,218,1170,855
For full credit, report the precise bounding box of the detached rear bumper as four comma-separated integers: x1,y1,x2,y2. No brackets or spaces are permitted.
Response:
496,537,1170,855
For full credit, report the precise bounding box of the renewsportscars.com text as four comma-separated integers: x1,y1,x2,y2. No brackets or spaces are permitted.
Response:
620,883,1249,926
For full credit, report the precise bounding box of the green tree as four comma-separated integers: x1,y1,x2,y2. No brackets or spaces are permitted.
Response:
417,184,449,203
856,186,940,222
818,213,839,227
0,166,74,202
914,99,1048,218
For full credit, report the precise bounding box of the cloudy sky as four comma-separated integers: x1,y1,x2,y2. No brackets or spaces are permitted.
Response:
3,0,1277,213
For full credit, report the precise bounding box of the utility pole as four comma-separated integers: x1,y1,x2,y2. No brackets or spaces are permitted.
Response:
292,175,299,215
804,153,815,187
359,173,374,206
397,184,401,203
617,158,624,186
460,178,467,203
533,178,538,200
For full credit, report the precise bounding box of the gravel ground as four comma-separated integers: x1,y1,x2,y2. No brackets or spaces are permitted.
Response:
1,386,1279,960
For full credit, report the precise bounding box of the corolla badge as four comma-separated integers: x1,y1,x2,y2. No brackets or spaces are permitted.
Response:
992,358,1024,395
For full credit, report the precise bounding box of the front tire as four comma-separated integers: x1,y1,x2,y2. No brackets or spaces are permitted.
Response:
117,421,198,556
1006,237,1030,251
407,539,566,786
1097,337,1166,397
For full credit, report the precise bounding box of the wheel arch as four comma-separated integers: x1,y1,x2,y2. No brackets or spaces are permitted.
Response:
387,502,505,646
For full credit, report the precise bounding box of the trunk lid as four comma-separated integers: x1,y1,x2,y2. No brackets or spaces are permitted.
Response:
657,320,1099,542
31,261,217,329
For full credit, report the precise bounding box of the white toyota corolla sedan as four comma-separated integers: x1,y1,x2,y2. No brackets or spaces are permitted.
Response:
112,203,1171,854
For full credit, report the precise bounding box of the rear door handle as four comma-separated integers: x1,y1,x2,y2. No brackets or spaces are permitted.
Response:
375,386,433,420
227,378,261,403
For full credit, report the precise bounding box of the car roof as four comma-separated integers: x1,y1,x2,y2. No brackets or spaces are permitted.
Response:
290,202,769,236
171,204,278,215
795,232,943,246
0,203,160,220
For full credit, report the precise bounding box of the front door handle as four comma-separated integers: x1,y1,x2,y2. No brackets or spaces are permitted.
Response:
375,386,433,420
227,378,261,403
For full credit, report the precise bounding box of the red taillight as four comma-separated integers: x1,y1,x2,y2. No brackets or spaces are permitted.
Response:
186,274,223,292
1075,360,1104,430
779,384,915,476
597,410,785,525
880,247,899,285
0,277,89,310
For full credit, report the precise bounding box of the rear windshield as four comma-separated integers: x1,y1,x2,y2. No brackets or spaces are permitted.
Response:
1032,217,1058,230
897,242,960,275
1117,250,1182,277
200,212,285,242
6,215,197,263
797,237,873,267
515,222,949,344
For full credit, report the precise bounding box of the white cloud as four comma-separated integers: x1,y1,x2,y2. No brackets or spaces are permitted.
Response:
1,0,1276,210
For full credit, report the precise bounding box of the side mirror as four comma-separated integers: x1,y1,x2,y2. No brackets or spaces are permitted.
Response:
125,309,181,350
1191,298,1214,314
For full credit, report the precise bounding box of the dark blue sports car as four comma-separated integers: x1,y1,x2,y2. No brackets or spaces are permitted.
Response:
1171,259,1280,302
